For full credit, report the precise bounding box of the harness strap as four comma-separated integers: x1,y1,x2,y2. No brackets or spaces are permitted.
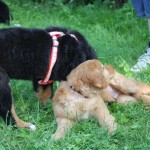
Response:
38,31,78,85
38,31,64,85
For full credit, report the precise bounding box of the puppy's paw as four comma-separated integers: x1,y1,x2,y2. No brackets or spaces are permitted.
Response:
108,122,117,133
27,123,36,131
105,116,117,133
51,133,64,140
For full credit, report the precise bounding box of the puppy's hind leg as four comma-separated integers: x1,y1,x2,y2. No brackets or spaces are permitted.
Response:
94,97,117,133
0,68,14,125
133,94,150,104
0,106,14,126
0,92,13,125
51,117,74,140
133,83,150,104
0,67,36,130
140,95,150,104
116,95,137,104
11,104,36,131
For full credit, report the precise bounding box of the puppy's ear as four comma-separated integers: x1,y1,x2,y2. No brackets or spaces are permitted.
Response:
78,60,108,89
105,66,115,74
67,69,83,91
67,60,108,89
81,66,107,89
103,65,115,79
74,79,83,91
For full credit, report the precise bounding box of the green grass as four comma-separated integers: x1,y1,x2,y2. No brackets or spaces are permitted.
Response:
0,1,150,149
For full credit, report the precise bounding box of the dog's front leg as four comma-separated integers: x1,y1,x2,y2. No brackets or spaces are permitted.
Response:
51,117,74,140
11,104,36,131
36,84,53,105
94,97,117,133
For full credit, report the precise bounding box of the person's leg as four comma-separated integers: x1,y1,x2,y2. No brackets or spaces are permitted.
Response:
148,19,150,37
130,25,150,72
131,0,150,72
144,0,150,36
131,0,144,18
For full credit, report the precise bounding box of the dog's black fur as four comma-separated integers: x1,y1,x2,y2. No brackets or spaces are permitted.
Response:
0,0,12,24
0,67,13,124
0,26,97,125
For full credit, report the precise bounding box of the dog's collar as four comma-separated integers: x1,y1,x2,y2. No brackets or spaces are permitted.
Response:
39,31,64,85
39,31,78,85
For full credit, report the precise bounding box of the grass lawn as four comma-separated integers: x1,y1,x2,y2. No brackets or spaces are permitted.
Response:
0,0,150,149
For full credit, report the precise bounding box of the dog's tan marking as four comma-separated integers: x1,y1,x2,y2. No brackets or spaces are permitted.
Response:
11,104,36,130
36,85,52,105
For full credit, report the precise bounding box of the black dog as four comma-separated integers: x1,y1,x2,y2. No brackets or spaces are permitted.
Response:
0,67,12,124
0,0,12,24
0,26,97,129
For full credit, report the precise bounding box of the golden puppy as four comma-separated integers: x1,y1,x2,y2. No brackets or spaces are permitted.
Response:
67,60,150,104
52,60,118,140
103,65,150,104
52,59,150,140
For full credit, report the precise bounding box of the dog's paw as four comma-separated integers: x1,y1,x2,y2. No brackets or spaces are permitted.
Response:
108,122,117,133
105,116,117,133
51,133,64,140
28,123,36,131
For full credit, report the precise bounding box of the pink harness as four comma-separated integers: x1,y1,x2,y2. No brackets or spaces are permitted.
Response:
38,31,78,85
38,31,64,85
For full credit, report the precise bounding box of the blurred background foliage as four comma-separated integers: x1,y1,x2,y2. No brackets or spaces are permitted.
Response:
13,0,128,8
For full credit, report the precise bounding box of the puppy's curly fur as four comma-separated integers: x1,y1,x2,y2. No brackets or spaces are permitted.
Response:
0,26,97,129
52,60,117,140
52,59,150,139
67,60,150,104
100,65,150,104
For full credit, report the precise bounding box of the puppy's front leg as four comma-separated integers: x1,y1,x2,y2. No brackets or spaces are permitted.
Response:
94,97,117,133
51,118,74,140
